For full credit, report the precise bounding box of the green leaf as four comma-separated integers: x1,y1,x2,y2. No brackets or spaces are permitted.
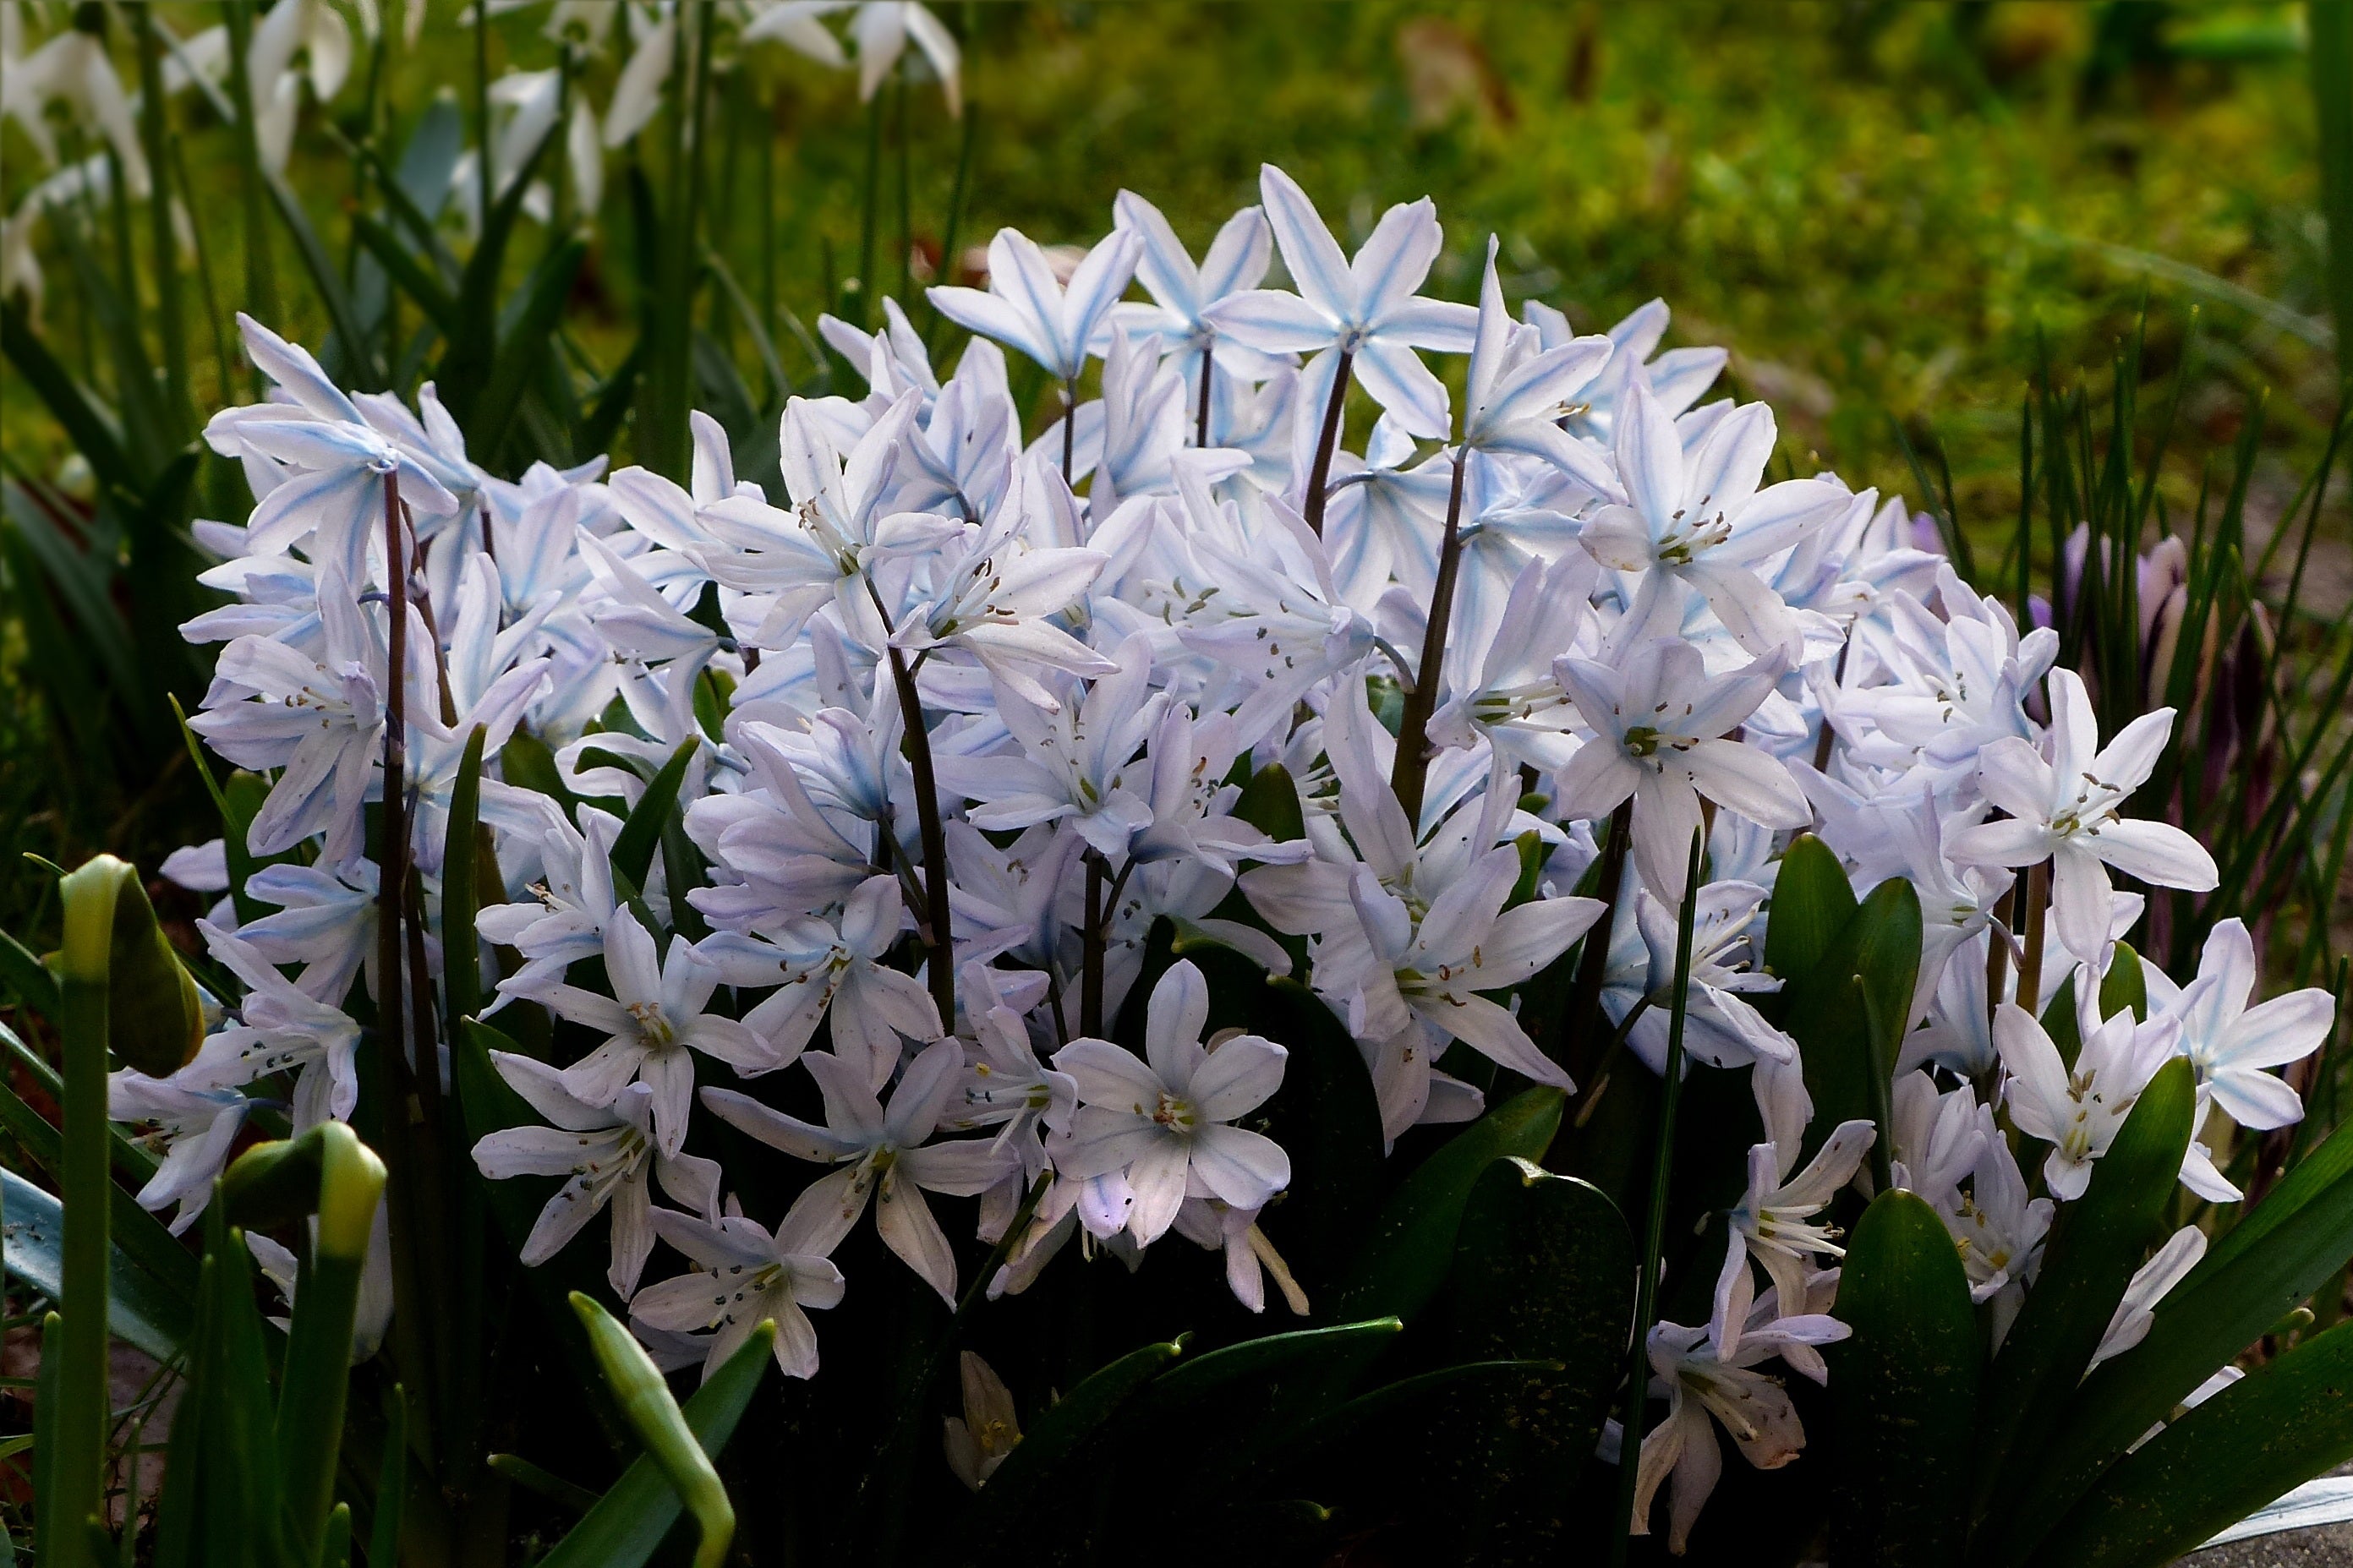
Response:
2310,0,2353,368
2029,1319,2353,1568
1762,833,1857,989
1968,1057,2194,1561
441,726,488,1025
534,1325,774,1568
2099,940,2148,1021
1830,1188,1978,1568
2010,1110,2353,1548
609,737,700,896
3,1177,187,1443
957,1337,1186,1548
1232,762,1306,844
571,1293,736,1568
472,236,588,462
1422,1158,1633,1558
2,300,129,484
1326,1087,1566,1325
1783,877,1920,1161
0,927,58,1018
349,213,457,334
1129,1319,1402,1422
263,168,384,389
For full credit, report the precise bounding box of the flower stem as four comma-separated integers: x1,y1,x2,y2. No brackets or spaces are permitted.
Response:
881,635,958,1027
1560,796,1636,1085
1390,449,1468,827
1300,348,1354,534
1610,828,1705,1564
2016,860,2051,1017
1195,342,1213,448
1081,851,1107,1037
50,856,128,1568
1062,379,1078,488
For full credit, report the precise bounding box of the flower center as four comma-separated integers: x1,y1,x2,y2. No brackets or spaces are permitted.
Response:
1152,1090,1196,1132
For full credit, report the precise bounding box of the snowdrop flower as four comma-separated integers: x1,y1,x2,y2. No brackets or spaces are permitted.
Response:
1994,985,2179,1201
1579,380,1847,663
2146,917,2333,1134
929,227,1142,386
1553,636,1807,903
544,908,769,1157
701,1038,1010,1303
1716,1057,1875,1334
631,1199,845,1380
1948,667,2218,965
1204,164,1475,440
11,18,150,194
470,1052,721,1298
751,3,960,112
244,0,354,174
1631,1290,1850,1554
108,1070,251,1235
1049,961,1291,1245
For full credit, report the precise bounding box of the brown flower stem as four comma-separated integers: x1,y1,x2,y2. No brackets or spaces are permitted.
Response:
1195,342,1213,448
1300,348,1354,534
1390,448,1468,828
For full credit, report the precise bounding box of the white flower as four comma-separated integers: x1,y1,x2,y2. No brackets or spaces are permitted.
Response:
1553,636,1807,904
470,1052,721,1298
929,227,1141,385
2091,1224,2206,1370
1170,1195,1309,1316
1458,235,1614,484
630,1199,845,1380
942,1351,1021,1490
1202,165,1475,440
700,1038,1011,1304
1994,984,2178,1201
1935,1114,2051,1346
544,908,770,1157
1048,960,1291,1244
2148,916,2334,1133
1579,379,1847,663
1715,1057,1875,1334
1109,192,1281,378
107,1070,250,1235
1631,1287,1849,1554
1947,667,2219,965
183,923,364,1130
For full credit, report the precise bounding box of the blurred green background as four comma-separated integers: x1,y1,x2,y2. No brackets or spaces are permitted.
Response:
0,0,2340,927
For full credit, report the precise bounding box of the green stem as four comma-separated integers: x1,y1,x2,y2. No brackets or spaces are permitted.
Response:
222,0,276,364
52,856,129,1568
1610,828,1705,1565
895,72,913,305
856,89,884,328
1559,796,1636,1087
276,1124,386,1564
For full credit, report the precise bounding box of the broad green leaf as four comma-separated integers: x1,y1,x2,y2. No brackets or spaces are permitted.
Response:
1762,833,1856,988
1326,1087,1566,1325
1128,1319,1402,1422
2099,940,2148,1021
1781,877,1920,1159
533,1323,775,1568
610,737,700,896
957,1337,1186,1548
2030,1319,2353,1568
1233,762,1306,844
1423,1158,1633,1560
1830,1188,1978,1568
0,1170,189,1363
500,730,577,822
441,726,489,1025
2009,1110,2353,1548
1968,1057,2193,1561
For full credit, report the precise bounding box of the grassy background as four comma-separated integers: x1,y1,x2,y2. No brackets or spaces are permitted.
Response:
0,0,2339,921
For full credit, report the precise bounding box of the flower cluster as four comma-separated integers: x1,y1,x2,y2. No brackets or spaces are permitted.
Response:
120,165,2327,1551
